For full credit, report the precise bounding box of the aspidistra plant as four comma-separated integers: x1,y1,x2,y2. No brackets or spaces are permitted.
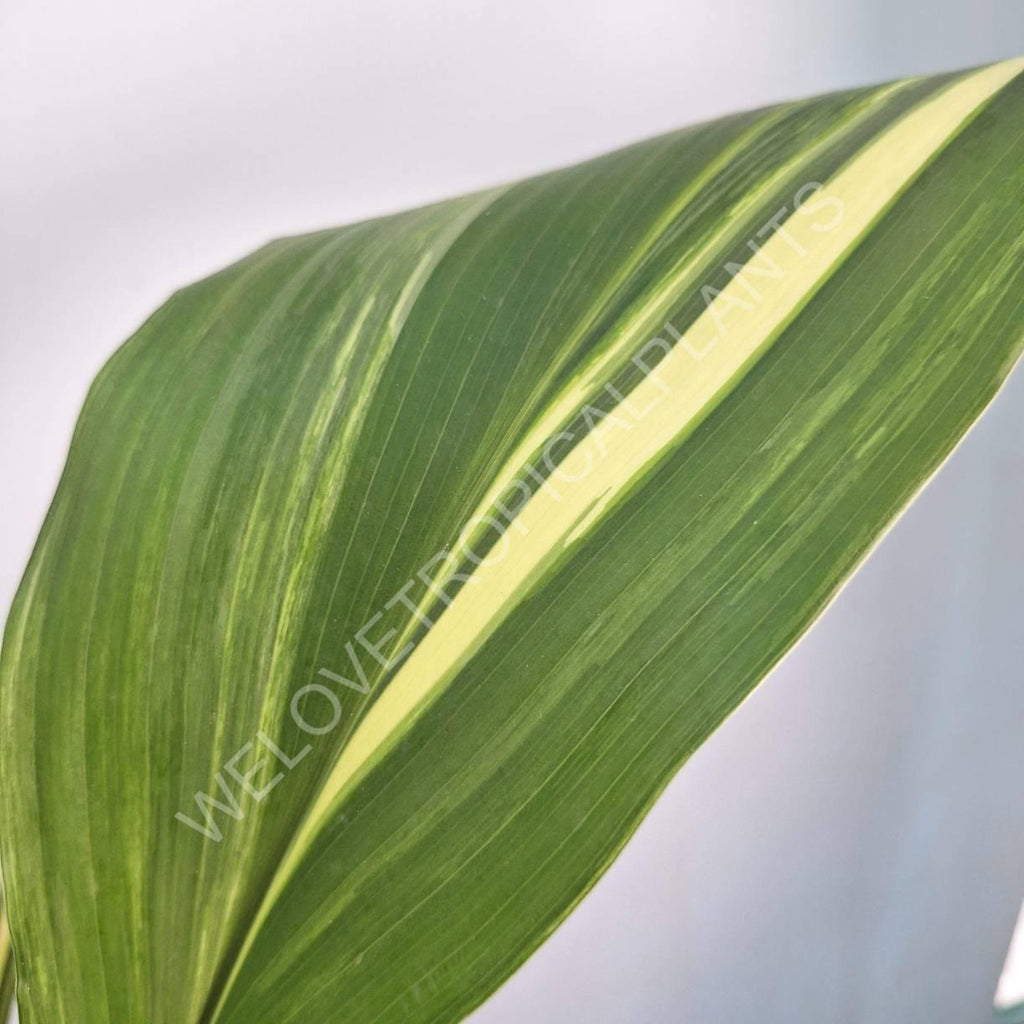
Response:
1,57,1023,1023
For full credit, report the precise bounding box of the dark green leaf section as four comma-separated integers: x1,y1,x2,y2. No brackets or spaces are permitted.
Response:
0,66,1021,1024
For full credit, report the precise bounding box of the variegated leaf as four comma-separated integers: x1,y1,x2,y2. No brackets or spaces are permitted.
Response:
2,57,1023,1024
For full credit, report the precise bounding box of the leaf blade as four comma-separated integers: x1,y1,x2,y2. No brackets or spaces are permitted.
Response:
1,59,1022,1024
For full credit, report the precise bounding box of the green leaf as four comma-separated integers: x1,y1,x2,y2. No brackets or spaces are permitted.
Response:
2,58,1023,1024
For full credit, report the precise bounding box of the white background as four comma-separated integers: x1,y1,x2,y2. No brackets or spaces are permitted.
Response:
2,2,1024,1022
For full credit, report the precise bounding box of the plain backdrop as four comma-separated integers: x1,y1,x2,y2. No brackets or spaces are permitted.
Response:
2,2,1024,1022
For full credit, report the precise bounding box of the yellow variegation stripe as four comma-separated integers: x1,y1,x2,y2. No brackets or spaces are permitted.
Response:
0,908,10,980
